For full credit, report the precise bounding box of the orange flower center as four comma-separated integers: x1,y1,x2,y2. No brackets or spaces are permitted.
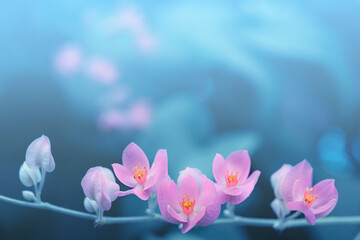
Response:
225,170,240,188
303,187,317,208
132,163,147,185
179,195,195,216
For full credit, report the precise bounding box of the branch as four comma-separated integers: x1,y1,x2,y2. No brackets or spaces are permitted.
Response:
1,194,359,229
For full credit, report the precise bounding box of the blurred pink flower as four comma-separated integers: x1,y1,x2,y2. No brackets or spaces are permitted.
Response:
157,170,221,233
98,101,152,131
86,58,119,85
25,135,55,173
281,160,338,225
212,151,261,205
136,33,156,52
128,101,152,128
81,167,119,211
54,44,82,74
112,143,168,200
98,109,126,131
107,7,156,52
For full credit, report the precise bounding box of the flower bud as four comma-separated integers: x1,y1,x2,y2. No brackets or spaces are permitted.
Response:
83,197,99,213
81,167,120,211
270,164,292,200
19,161,41,187
22,190,36,202
25,135,55,172
271,198,290,219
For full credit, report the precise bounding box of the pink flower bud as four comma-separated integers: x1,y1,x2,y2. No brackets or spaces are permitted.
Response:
81,167,120,211
25,135,55,172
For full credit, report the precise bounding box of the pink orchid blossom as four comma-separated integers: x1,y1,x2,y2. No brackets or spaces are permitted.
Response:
212,151,261,205
25,135,55,173
81,167,120,211
281,160,338,225
112,142,168,200
157,169,221,233
270,164,293,218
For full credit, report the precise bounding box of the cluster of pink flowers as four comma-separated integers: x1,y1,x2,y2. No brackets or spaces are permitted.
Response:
270,160,338,225
20,137,338,233
80,142,338,233
80,142,262,233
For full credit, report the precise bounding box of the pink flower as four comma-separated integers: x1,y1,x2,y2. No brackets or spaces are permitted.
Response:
157,169,221,233
270,164,293,218
212,151,261,204
81,167,120,211
281,160,338,225
25,135,55,173
112,143,168,200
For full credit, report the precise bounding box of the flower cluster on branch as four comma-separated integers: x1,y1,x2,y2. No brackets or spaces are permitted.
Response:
15,136,340,234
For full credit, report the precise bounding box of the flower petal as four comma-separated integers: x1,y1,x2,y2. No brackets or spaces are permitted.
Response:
167,205,187,222
228,170,260,205
177,167,204,188
287,201,316,225
19,161,41,187
179,174,199,202
226,151,250,184
147,149,168,192
115,185,150,200
112,163,137,188
144,175,157,191
270,164,292,200
311,179,338,208
181,207,206,234
197,179,221,226
157,180,182,224
224,187,243,196
25,135,55,172
122,142,149,171
312,199,337,219
282,160,313,203
212,154,227,186
214,183,230,204
197,178,216,207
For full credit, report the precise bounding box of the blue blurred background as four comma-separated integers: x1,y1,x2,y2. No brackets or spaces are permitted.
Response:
0,0,359,239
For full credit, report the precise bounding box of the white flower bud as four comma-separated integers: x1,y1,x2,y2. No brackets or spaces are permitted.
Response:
25,135,55,172
22,190,36,202
271,198,290,219
270,164,292,200
19,161,41,187
83,197,99,213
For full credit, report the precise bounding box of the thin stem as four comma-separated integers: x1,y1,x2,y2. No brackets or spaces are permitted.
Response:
0,194,359,228
146,193,157,216
224,202,235,218
38,170,46,196
286,211,301,221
